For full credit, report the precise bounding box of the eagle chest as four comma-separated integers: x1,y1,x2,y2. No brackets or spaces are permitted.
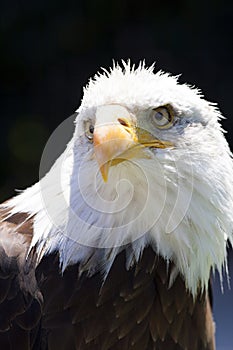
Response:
38,248,214,350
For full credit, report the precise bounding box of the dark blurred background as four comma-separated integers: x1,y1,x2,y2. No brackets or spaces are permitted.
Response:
0,0,232,348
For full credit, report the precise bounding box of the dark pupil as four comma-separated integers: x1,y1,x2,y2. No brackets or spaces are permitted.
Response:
155,112,164,121
89,125,94,134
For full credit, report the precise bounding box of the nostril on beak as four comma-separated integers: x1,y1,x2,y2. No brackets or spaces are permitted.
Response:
117,118,133,135
117,118,130,127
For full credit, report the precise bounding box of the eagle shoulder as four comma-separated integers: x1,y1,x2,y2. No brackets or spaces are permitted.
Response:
0,206,42,349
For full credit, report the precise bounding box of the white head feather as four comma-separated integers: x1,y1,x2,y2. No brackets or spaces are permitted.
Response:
5,61,233,295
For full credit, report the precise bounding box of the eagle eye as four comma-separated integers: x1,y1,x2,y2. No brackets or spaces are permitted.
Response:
151,105,174,129
84,121,95,141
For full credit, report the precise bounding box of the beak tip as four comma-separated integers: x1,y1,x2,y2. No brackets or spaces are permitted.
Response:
100,162,110,183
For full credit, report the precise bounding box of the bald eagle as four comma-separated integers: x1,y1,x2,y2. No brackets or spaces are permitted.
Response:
0,62,232,350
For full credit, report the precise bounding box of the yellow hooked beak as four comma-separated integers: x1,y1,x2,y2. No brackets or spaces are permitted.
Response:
93,105,173,182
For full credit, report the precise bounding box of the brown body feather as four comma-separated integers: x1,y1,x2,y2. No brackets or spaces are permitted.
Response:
0,208,215,349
